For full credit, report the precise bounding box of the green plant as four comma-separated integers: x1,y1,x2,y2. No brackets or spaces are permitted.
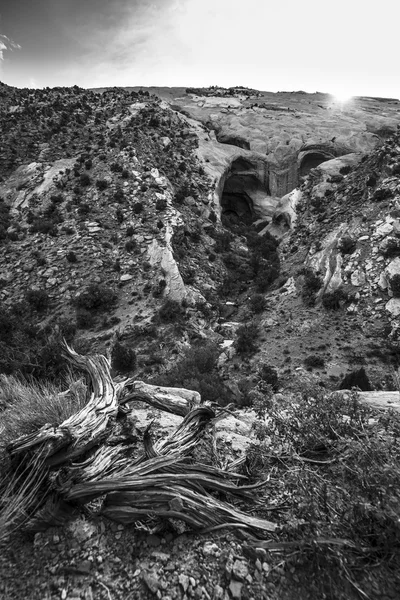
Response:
66,251,77,263
79,173,91,186
156,198,167,211
304,355,325,369
322,288,348,310
390,274,400,297
96,178,108,191
152,342,227,403
158,299,185,323
111,340,136,372
25,289,50,312
259,363,279,391
74,283,117,311
249,293,267,313
235,322,259,355
301,268,322,306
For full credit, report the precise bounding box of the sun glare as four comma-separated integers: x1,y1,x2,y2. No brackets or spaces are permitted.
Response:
332,91,353,103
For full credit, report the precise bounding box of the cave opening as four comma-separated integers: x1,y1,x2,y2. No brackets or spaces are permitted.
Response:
299,152,332,178
221,159,270,227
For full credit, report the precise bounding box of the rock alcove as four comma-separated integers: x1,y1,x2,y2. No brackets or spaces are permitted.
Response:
299,151,333,178
220,157,271,226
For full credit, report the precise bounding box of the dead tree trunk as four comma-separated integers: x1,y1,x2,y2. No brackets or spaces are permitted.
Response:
3,344,278,537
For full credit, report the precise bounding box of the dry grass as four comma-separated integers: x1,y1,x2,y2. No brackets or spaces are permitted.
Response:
0,373,87,453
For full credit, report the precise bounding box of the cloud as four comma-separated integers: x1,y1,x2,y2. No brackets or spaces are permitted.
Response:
0,33,21,61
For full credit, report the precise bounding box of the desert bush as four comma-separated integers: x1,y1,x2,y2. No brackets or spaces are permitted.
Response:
390,274,400,297
339,367,372,391
339,165,352,175
66,250,77,263
213,230,232,253
158,299,185,323
25,289,50,312
96,178,108,191
373,187,393,201
255,261,280,292
235,322,259,355
79,173,91,186
301,268,322,306
152,342,226,404
75,308,96,329
338,236,356,254
155,198,167,211
133,202,143,214
249,293,267,313
322,288,348,310
259,364,279,391
77,202,91,216
304,355,325,369
30,218,58,236
74,283,117,311
125,239,136,252
111,340,136,372
114,188,125,203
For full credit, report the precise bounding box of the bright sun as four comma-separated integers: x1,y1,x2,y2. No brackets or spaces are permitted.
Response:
332,91,353,103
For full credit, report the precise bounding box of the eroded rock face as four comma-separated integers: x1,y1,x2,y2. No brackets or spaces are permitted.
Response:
146,87,399,219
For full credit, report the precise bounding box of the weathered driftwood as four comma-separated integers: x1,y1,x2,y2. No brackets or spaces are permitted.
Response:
354,391,400,413
121,380,201,416
3,344,277,537
101,484,277,533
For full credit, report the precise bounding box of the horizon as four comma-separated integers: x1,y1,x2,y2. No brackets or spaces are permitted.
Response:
0,0,399,100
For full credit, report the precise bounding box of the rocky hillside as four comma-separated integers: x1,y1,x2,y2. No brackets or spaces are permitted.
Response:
1,82,400,396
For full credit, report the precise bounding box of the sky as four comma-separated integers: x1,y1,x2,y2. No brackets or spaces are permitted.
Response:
0,0,398,99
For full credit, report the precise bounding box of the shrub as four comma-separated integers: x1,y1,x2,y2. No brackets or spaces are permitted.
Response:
74,283,117,311
255,262,280,292
96,178,108,191
158,299,185,323
125,239,136,252
322,288,348,310
249,293,267,313
338,236,356,254
390,274,400,297
339,165,352,175
156,198,167,211
25,289,50,312
339,367,372,391
373,187,393,201
121,169,130,179
66,251,77,263
30,218,58,236
152,342,226,403
133,202,143,214
114,188,125,203
301,268,322,306
111,340,136,372
79,173,91,186
259,364,279,391
304,355,325,369
235,322,259,355
76,308,96,329
77,203,90,216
